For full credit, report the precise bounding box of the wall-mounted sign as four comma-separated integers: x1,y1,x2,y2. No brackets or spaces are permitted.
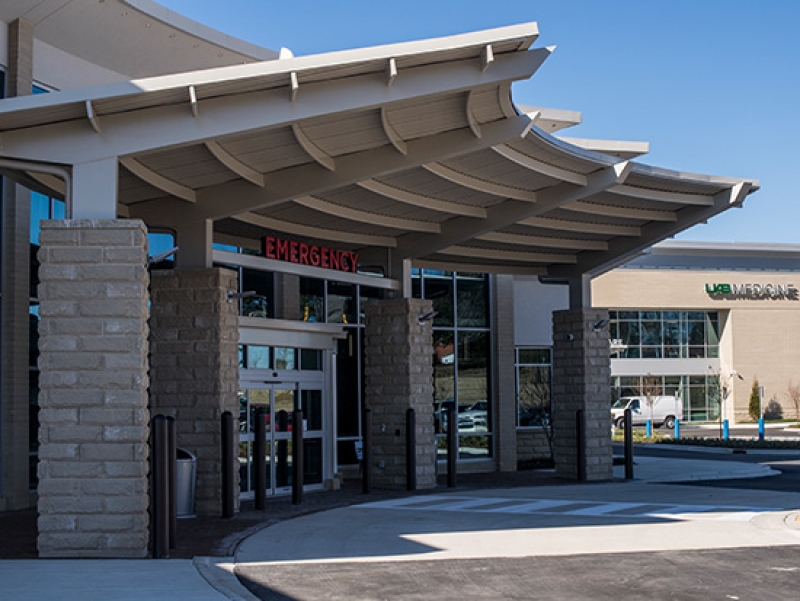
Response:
262,235,359,273
704,282,798,299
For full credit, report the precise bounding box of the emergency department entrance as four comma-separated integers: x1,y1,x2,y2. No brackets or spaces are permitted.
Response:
238,321,344,498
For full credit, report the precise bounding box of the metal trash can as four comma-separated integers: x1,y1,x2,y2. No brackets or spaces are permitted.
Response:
176,448,197,518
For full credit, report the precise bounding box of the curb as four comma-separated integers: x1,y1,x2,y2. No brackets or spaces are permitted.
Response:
193,556,260,601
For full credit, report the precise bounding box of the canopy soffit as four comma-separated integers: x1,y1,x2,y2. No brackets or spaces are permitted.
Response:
0,21,758,278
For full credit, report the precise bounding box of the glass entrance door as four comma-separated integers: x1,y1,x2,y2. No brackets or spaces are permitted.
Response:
239,382,324,497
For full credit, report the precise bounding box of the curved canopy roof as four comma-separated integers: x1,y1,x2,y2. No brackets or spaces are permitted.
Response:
0,20,758,279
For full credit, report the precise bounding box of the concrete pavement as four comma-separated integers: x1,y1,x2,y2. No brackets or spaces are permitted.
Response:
3,452,799,600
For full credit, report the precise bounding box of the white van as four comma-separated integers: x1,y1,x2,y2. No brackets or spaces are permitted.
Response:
611,396,683,429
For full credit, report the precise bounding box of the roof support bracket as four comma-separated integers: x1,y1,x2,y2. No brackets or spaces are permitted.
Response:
380,108,407,155
481,44,494,72
85,100,101,134
188,85,199,118
386,58,398,87
291,123,336,171
290,71,299,102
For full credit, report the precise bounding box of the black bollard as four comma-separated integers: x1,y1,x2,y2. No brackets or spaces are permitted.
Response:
576,409,586,482
151,415,169,558
254,409,267,511
447,407,457,488
221,411,236,518
406,408,416,491
166,416,177,549
292,410,304,505
362,409,373,494
624,408,634,480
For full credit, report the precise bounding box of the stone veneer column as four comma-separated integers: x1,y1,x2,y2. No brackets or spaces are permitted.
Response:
37,220,150,558
363,298,435,489
149,269,239,515
552,309,612,481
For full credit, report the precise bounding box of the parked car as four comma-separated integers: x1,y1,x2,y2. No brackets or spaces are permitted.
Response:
457,401,488,432
611,395,683,429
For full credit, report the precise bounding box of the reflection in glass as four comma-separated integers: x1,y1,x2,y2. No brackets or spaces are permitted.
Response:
299,278,325,322
423,271,454,327
327,281,356,324
274,348,296,370
458,436,490,459
456,273,488,328
247,346,271,369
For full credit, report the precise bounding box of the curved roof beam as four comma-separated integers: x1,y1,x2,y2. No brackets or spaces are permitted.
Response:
520,216,640,237
609,184,713,206
492,144,587,186
293,195,441,233
380,107,407,155
548,182,753,279
397,161,631,259
414,258,547,276
439,245,576,264
358,179,487,218
562,201,677,222
422,162,537,202
477,231,608,251
233,212,396,247
466,90,482,139
291,123,336,171
205,141,265,187
119,156,196,202
187,115,536,220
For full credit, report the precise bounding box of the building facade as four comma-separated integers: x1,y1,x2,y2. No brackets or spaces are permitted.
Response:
0,1,757,558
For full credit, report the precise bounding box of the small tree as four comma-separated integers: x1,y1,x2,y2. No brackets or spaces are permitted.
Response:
639,374,661,428
748,378,761,421
786,380,800,420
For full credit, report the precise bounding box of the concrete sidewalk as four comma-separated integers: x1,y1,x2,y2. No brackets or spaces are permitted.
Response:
1,453,796,601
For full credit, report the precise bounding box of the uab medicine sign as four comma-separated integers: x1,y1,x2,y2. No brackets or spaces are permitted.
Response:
705,282,798,299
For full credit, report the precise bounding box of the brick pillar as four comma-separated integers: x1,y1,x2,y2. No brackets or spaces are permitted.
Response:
149,269,239,515
552,309,612,481
364,298,435,489
37,220,150,558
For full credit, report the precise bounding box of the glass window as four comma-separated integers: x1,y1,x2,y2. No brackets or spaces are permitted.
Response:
456,273,489,328
274,347,296,370
246,346,271,369
241,268,274,318
300,278,325,323
327,281,356,324
423,271,454,327
300,349,323,371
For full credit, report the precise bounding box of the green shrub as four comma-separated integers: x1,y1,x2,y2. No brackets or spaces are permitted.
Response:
749,379,761,421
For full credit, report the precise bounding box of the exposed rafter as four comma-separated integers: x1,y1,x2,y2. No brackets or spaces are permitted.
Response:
562,201,676,222
439,245,576,264
422,162,538,202
294,195,441,233
233,212,397,247
466,90,482,138
481,44,494,72
291,123,335,171
205,141,265,187
290,71,299,102
609,184,714,206
119,156,196,202
519,216,641,237
358,179,487,218
380,107,407,155
492,144,587,186
396,160,631,259
477,231,608,251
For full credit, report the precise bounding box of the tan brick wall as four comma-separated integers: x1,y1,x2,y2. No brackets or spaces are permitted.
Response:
552,309,612,481
149,269,239,515
37,220,150,558
363,298,435,489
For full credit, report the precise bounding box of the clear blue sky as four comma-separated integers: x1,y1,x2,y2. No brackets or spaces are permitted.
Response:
159,0,799,244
